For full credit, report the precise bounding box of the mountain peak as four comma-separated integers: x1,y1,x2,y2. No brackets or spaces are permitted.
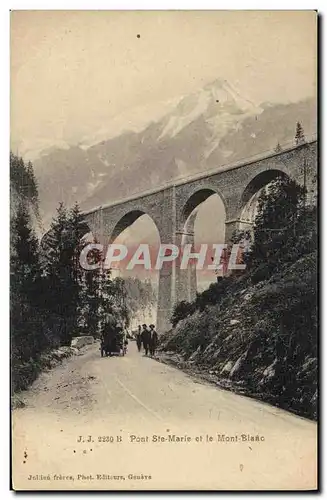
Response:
203,78,229,91
158,78,258,140
202,78,257,110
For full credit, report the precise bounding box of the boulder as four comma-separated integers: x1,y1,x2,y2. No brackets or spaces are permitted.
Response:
230,319,240,326
220,360,234,376
263,360,276,379
242,293,253,302
230,354,245,378
71,336,95,349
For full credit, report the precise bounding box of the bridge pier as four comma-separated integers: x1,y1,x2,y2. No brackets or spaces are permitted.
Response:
225,218,254,245
157,265,174,334
155,187,177,334
225,218,242,245
175,229,197,305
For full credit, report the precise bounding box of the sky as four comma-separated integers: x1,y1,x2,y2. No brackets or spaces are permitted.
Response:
11,10,317,159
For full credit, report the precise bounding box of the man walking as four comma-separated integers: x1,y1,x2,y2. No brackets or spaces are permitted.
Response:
141,324,150,356
136,325,142,352
149,324,158,357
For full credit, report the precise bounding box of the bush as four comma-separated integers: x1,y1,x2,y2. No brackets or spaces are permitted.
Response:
11,358,42,393
171,300,196,327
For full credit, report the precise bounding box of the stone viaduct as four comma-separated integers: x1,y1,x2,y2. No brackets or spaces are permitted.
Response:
82,140,317,333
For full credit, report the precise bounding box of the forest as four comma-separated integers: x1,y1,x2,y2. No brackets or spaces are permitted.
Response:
10,153,155,393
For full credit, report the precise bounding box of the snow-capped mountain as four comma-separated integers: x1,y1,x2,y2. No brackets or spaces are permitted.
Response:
32,78,316,225
159,79,259,141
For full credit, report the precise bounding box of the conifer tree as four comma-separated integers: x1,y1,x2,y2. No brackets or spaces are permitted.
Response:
67,202,88,333
42,203,78,345
80,243,103,336
246,175,304,280
275,142,282,153
295,121,306,146
11,202,47,367
26,161,39,205
10,153,40,215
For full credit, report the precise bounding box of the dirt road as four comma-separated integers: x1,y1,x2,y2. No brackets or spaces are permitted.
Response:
12,341,317,490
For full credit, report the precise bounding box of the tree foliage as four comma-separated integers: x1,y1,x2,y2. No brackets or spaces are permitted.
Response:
10,153,40,222
275,142,282,153
11,203,48,365
295,121,306,146
11,156,158,392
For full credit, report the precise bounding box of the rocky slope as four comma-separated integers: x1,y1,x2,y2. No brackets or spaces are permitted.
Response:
159,252,317,420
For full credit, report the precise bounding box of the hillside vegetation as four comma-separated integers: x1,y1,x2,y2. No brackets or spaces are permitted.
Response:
161,152,317,420
10,153,155,394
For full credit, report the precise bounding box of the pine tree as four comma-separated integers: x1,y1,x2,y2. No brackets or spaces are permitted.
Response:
11,202,39,276
11,202,47,367
295,121,306,146
67,203,88,333
10,153,27,199
247,175,304,280
275,142,282,153
42,203,79,345
113,277,129,328
26,161,39,205
10,153,40,217
100,268,120,331
80,243,103,336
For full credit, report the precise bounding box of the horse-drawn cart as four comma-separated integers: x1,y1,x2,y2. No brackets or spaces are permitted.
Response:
100,336,125,357
100,316,128,358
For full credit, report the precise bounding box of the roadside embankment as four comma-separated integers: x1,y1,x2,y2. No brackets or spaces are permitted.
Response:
11,336,97,408
159,252,317,421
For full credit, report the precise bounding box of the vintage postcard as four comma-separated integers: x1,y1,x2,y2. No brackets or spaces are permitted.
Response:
10,10,318,491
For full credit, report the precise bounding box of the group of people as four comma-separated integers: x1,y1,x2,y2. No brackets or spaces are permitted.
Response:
100,317,128,357
136,324,158,357
100,318,158,358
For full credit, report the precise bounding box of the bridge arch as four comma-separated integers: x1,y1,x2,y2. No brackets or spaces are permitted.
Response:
241,168,291,208
107,206,162,263
180,186,227,229
110,209,149,244
104,207,161,329
240,168,292,225
176,186,227,299
103,200,163,244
